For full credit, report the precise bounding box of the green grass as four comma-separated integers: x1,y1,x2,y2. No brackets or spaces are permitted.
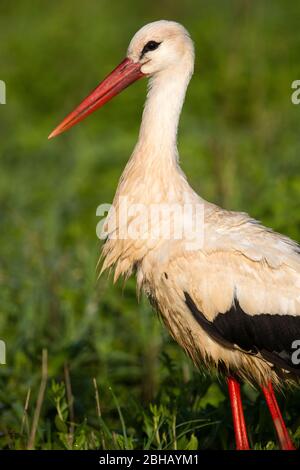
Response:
0,0,300,449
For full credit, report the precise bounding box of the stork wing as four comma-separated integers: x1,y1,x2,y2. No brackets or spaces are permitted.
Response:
182,208,300,375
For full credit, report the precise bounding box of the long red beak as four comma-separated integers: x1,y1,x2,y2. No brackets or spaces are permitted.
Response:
48,58,144,139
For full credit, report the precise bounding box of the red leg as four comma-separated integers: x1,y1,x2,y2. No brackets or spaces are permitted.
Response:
227,376,250,450
261,381,295,450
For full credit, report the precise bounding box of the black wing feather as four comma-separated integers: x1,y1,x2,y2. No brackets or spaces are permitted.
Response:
184,292,300,376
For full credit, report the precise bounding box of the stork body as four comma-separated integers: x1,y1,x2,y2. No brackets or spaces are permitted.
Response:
49,21,300,450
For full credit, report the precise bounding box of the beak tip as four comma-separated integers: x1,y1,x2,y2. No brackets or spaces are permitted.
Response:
48,129,58,140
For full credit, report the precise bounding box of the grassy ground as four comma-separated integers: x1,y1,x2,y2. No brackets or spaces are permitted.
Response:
0,0,300,449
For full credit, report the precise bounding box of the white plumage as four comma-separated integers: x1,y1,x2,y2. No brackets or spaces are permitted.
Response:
100,21,300,387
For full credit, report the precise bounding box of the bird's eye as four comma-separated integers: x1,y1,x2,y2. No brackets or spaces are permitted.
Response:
141,40,161,57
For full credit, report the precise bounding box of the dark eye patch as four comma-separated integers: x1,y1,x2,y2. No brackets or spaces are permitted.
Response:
140,40,161,58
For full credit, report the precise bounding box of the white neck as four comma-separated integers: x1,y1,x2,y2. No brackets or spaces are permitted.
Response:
134,63,193,165
114,60,194,203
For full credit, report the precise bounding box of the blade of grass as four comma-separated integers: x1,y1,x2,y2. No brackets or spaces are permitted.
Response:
64,362,75,447
93,378,106,449
109,386,128,449
166,421,220,449
144,416,166,450
21,387,31,437
27,349,48,450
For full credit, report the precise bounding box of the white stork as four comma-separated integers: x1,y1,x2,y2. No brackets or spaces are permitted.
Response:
49,20,300,450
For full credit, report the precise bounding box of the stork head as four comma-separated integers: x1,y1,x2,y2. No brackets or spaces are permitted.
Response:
48,20,194,139
127,20,194,76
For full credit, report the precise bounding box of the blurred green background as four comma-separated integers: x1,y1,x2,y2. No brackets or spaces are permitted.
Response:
0,0,300,450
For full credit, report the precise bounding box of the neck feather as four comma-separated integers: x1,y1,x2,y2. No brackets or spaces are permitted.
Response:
135,64,193,163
